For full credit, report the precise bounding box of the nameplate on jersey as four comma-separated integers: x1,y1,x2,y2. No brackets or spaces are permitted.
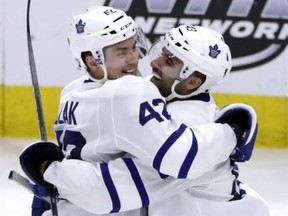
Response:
56,101,79,125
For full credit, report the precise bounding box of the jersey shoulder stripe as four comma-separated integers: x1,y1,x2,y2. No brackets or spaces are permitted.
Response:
153,124,188,172
178,128,198,178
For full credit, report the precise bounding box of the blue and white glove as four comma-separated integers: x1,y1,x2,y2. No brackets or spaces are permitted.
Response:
19,141,63,216
19,141,64,186
215,103,258,162
31,196,51,216
29,184,51,216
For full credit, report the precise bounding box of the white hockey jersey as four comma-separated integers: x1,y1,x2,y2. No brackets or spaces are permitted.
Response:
43,75,242,215
44,78,269,215
53,75,236,177
147,94,269,215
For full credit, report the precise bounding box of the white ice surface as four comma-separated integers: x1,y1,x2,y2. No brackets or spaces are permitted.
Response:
0,138,287,216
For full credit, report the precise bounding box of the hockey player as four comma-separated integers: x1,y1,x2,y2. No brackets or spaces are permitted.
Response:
19,6,266,216
144,25,269,215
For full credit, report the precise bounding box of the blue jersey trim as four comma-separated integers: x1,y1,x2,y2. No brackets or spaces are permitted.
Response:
123,158,150,207
100,163,121,213
178,129,198,178
153,124,188,172
83,78,94,83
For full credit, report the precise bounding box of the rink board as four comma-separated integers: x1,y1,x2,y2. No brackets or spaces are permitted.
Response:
0,86,287,148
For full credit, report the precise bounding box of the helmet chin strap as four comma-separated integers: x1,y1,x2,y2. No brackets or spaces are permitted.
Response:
86,72,107,83
165,93,176,102
165,81,187,102
166,80,205,101
86,64,108,83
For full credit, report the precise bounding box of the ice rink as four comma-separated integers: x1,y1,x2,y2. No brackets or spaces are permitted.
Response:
0,138,287,216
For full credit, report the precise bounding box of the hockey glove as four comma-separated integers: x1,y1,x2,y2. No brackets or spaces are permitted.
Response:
32,195,51,216
19,141,64,187
215,103,258,162
30,184,51,216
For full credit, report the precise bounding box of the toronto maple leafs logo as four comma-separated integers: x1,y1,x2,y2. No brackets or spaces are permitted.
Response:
209,44,221,58
75,19,86,34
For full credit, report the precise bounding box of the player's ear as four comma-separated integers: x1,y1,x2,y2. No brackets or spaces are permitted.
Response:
186,76,202,91
85,56,99,69
85,55,105,80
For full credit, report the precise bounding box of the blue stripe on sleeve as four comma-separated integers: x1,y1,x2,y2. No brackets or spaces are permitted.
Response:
177,129,198,178
100,163,121,213
122,158,150,207
153,124,188,172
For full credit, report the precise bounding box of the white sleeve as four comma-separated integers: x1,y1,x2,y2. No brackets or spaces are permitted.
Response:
44,157,196,214
107,77,236,179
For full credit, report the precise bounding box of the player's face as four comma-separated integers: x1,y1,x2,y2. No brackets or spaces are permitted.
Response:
150,48,184,97
104,37,140,79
